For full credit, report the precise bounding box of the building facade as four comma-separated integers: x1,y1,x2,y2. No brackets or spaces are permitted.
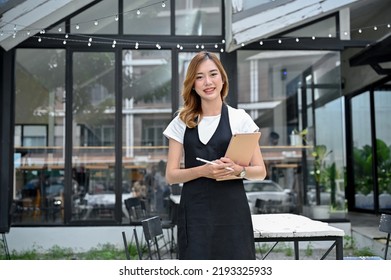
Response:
0,0,390,249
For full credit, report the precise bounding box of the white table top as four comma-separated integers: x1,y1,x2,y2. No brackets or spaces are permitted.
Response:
252,213,345,238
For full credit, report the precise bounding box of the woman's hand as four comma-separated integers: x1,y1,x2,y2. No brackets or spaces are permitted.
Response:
202,159,236,179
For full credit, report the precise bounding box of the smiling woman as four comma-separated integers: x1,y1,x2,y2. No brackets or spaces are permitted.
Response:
163,51,267,260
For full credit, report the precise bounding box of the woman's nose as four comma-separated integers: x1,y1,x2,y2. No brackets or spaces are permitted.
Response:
204,76,212,85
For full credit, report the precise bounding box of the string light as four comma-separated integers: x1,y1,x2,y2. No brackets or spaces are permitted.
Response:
1,0,390,52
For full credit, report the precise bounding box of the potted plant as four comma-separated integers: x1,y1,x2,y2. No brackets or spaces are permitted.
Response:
290,128,308,146
306,145,333,219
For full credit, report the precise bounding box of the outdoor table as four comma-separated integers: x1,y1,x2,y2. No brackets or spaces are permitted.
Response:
252,213,345,260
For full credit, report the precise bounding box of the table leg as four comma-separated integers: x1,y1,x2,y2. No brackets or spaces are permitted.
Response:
294,240,299,260
335,236,343,260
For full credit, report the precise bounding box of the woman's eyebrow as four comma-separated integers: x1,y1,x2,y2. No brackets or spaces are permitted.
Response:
197,69,218,75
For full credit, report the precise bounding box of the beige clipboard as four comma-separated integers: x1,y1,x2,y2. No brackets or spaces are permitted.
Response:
217,132,261,181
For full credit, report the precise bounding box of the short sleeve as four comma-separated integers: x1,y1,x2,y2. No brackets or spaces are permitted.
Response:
163,115,186,144
228,105,259,134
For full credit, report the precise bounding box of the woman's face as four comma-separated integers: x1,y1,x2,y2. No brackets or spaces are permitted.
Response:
193,58,223,102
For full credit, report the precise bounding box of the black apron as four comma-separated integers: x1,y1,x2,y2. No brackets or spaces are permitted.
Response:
178,103,256,260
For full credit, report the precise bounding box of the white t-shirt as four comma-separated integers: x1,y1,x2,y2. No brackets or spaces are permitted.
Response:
163,105,259,145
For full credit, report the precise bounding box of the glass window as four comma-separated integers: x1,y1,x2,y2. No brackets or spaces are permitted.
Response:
71,51,116,221
46,22,66,34
285,16,337,38
14,49,66,224
237,50,344,216
351,92,374,210
123,0,170,35
22,125,47,146
374,91,391,211
175,0,222,35
71,1,118,34
121,50,172,221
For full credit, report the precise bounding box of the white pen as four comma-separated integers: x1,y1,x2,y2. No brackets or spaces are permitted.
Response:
196,157,234,171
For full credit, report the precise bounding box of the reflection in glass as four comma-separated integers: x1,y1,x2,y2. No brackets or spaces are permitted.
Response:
374,91,391,211
14,49,66,224
122,50,172,222
123,0,170,35
351,92,374,210
285,16,337,38
175,0,221,35
72,52,116,221
237,50,343,214
71,1,118,34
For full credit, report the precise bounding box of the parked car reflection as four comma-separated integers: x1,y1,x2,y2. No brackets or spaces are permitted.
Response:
244,179,296,214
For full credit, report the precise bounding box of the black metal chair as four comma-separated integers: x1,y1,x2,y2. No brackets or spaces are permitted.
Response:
124,197,149,250
122,228,143,260
160,199,178,258
379,213,391,260
142,215,171,260
255,198,267,214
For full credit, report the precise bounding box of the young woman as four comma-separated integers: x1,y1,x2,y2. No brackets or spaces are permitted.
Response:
163,51,266,260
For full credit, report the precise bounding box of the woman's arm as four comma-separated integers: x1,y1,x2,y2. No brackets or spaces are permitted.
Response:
219,142,267,180
244,142,267,180
165,138,234,184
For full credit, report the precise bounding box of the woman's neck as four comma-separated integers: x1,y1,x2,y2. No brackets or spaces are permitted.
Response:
201,99,223,116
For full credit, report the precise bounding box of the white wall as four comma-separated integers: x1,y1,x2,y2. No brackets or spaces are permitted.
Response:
5,226,146,253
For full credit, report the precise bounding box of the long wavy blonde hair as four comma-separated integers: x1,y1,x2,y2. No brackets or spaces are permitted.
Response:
179,51,229,128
